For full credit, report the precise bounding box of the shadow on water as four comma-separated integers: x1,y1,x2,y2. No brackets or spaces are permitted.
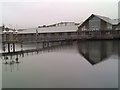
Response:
1,40,119,71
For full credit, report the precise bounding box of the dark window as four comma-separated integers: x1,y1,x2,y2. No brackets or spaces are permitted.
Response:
67,33,71,35
43,33,47,36
59,33,63,35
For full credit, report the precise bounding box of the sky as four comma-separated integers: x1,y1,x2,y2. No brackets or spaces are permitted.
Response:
118,1,120,18
0,0,120,29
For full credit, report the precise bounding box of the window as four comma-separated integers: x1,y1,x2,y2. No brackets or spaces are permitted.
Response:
67,32,71,35
82,26,86,31
116,25,120,30
89,17,100,31
43,33,47,36
59,33,63,35
107,23,112,30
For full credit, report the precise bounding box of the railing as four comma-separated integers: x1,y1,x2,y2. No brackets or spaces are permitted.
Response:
2,30,120,42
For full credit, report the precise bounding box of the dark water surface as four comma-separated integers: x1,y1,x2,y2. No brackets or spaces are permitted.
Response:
1,40,119,88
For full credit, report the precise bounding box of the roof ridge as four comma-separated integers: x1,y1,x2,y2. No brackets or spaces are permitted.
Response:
92,14,115,24
93,14,111,19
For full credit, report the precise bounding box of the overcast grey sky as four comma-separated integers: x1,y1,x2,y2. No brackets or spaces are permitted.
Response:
1,0,119,29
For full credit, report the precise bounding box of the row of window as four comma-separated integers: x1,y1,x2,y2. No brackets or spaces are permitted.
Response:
81,25,113,31
81,27,99,31
18,33,77,37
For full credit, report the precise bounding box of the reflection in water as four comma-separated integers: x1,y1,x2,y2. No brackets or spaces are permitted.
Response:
1,40,119,71
2,40,118,88
77,41,117,65
2,55,20,72
2,41,73,71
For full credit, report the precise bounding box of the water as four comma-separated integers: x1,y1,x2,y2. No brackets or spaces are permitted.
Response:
1,40,119,88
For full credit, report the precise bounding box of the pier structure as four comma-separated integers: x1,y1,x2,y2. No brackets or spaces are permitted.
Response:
2,25,18,53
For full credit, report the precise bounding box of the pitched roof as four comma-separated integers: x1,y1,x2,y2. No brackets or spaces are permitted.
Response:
78,14,119,28
95,14,111,24
110,19,119,25
94,14,119,25
18,25,78,34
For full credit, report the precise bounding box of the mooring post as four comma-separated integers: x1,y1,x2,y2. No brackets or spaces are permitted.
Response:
8,43,10,53
21,42,23,51
13,43,15,52
47,42,49,47
3,43,6,52
43,42,45,48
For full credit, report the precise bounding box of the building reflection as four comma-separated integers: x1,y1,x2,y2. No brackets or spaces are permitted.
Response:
77,41,115,65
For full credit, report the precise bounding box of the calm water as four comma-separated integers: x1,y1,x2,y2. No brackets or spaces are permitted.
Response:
1,40,119,88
